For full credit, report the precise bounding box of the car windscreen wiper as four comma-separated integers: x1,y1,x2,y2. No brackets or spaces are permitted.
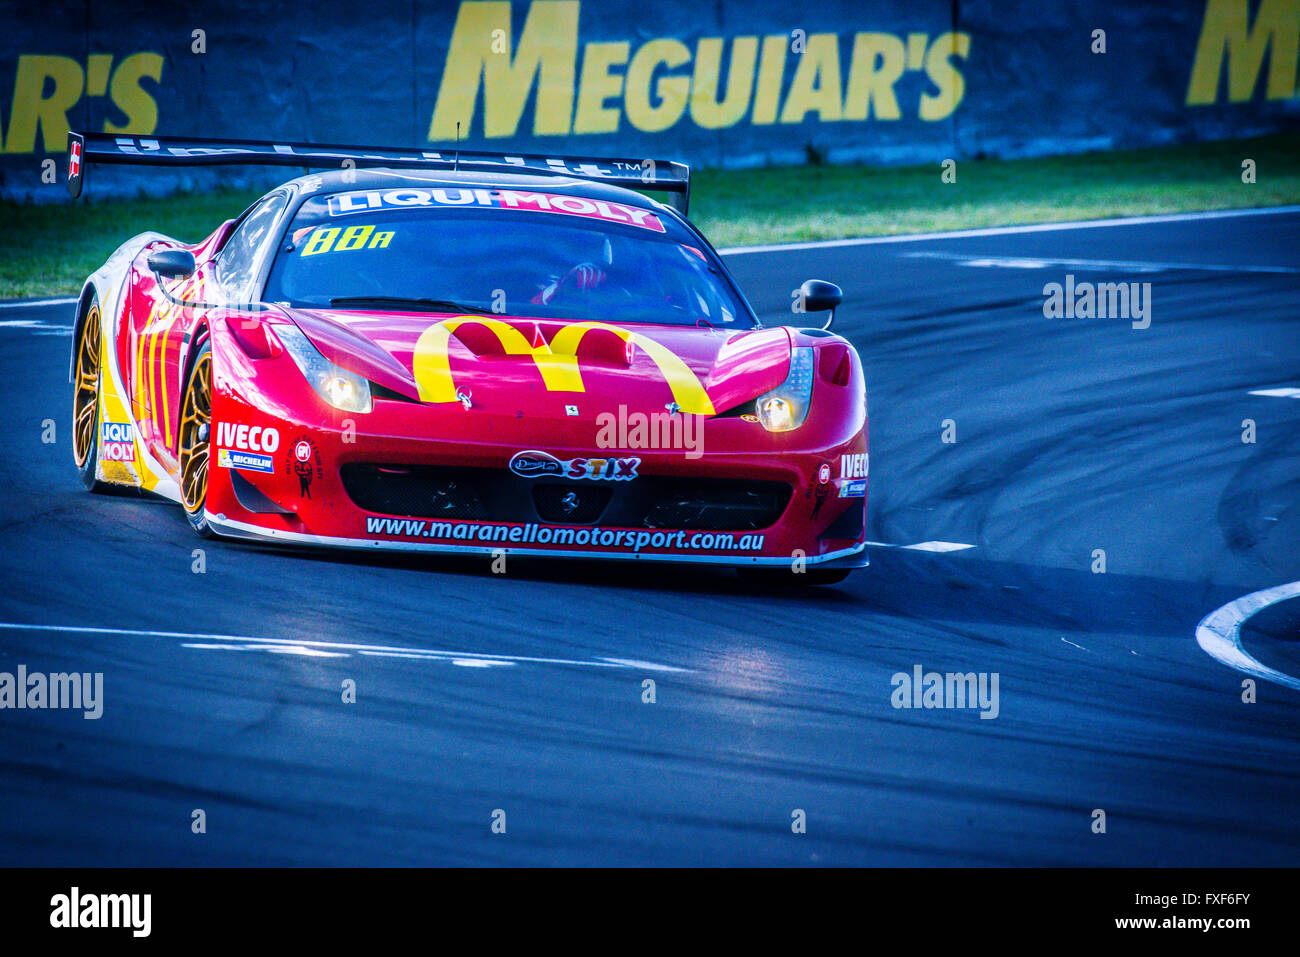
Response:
327,296,494,314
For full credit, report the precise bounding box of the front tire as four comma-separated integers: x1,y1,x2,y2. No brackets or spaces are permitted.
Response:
178,343,214,538
72,299,109,493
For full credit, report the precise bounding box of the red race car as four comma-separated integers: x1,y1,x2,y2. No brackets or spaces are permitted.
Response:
67,133,868,584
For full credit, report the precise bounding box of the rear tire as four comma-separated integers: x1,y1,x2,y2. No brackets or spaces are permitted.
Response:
178,343,214,538
72,299,109,493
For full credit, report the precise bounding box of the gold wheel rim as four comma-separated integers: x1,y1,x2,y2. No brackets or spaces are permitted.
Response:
179,353,212,512
72,305,101,467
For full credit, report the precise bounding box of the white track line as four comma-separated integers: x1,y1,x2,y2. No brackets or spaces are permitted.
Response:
866,540,975,552
182,642,349,658
0,297,76,309
0,622,690,673
1249,388,1300,399
717,205,1300,256
903,251,1300,275
0,318,72,336
1195,581,1300,692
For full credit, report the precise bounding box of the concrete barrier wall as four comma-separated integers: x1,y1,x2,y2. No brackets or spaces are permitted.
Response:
2,0,1297,199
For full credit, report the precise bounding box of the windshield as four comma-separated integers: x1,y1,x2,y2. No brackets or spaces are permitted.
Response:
263,187,754,328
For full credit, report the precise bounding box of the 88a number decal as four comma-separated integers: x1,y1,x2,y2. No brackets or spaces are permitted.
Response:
300,224,395,257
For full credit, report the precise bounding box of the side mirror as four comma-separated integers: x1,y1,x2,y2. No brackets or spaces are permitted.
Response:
147,248,196,281
799,279,842,329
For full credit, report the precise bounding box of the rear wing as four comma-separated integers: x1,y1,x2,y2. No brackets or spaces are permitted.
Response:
66,131,692,215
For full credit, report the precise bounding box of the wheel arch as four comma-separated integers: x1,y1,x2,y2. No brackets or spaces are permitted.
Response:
67,281,101,385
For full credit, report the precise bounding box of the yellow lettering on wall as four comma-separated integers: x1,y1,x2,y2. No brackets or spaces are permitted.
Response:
5,54,83,154
780,33,843,123
919,32,970,120
104,52,164,135
573,41,628,133
842,32,904,121
1186,0,1299,104
85,54,113,97
690,36,758,129
751,35,788,125
428,0,579,139
624,38,691,132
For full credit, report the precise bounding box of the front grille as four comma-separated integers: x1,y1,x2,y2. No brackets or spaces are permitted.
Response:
532,483,612,524
641,478,790,531
341,464,488,519
344,463,791,531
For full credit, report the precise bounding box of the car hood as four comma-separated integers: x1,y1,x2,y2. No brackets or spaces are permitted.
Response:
283,309,792,416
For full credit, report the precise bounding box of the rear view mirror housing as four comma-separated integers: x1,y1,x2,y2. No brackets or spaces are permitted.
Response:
799,279,842,329
147,248,196,281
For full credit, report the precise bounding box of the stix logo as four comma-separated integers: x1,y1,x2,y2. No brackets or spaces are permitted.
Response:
509,450,639,481
414,317,715,414
429,2,970,142
101,421,135,462
215,423,280,453
1,53,163,155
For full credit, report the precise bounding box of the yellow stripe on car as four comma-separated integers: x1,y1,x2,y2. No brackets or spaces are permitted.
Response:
413,317,715,415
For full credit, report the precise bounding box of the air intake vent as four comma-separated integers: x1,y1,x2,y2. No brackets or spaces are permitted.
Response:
642,478,789,530
341,464,488,519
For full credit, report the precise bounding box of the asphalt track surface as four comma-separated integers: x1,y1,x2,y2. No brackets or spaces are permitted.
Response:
1,208,1297,866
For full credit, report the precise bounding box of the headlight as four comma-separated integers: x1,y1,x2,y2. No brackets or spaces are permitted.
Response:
755,347,814,432
272,325,372,413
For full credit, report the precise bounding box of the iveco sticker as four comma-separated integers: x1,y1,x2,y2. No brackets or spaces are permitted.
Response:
841,452,868,479
216,423,280,453
509,450,639,481
217,448,274,474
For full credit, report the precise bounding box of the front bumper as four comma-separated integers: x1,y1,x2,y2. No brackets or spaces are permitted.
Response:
205,510,868,568
206,319,869,568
